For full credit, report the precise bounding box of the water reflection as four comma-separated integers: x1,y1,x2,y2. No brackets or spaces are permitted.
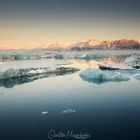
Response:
0,58,125,88
80,74,129,85
0,57,140,140
68,57,120,69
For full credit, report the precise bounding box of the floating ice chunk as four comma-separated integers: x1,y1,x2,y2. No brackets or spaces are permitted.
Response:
98,64,134,70
0,59,69,71
61,109,76,114
42,111,48,115
123,55,140,68
98,55,140,70
80,68,130,84
0,68,47,79
0,67,79,80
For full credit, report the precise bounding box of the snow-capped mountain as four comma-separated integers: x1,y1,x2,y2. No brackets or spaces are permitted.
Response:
70,39,140,50
68,42,86,51
40,43,64,51
0,39,140,51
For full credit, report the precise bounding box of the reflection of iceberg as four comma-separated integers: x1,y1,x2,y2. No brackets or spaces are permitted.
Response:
80,68,130,84
0,74,47,88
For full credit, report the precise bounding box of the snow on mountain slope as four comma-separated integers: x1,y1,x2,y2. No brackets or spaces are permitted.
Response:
70,39,140,50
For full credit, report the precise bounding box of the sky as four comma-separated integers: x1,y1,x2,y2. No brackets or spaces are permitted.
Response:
0,0,140,49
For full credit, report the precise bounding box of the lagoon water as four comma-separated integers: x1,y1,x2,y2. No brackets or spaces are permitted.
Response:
0,59,140,140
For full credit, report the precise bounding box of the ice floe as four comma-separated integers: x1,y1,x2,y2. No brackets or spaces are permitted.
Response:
98,64,134,70
80,68,130,84
0,59,69,71
0,59,80,80
42,111,48,115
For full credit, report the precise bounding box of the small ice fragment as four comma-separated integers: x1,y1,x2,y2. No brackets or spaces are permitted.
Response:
42,111,48,115
61,109,76,114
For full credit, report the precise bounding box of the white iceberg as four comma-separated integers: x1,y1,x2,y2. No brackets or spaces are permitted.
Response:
0,67,79,80
123,55,140,68
98,55,140,70
0,60,79,80
0,59,69,71
80,68,130,84
0,68,47,80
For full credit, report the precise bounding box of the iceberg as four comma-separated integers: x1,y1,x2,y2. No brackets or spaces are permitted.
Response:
98,64,134,70
123,55,140,68
80,53,103,60
0,59,69,71
80,68,130,84
0,67,79,88
0,59,80,80
98,55,140,70
0,59,74,87
0,68,48,80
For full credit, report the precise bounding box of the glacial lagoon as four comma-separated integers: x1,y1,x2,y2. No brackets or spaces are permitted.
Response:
0,53,140,140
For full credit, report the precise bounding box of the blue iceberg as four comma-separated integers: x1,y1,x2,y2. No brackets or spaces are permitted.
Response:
79,68,130,84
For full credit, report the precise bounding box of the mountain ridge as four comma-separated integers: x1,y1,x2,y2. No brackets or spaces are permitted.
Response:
70,39,140,51
0,39,140,50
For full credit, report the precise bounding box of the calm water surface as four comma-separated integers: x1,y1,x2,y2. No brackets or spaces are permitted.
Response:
0,59,140,140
